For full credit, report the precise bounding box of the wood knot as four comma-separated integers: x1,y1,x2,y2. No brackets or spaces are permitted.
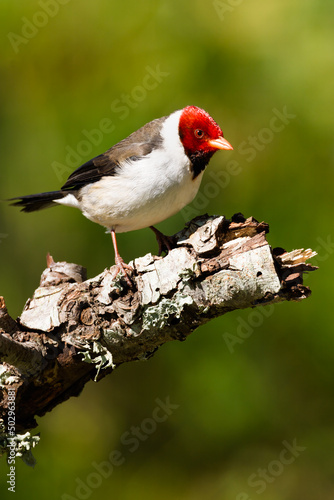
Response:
80,307,94,326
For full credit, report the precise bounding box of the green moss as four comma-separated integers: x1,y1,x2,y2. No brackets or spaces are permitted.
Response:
0,365,19,387
0,431,40,467
79,341,115,381
142,293,194,331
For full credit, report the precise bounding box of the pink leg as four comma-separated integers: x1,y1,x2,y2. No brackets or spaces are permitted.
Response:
111,229,133,286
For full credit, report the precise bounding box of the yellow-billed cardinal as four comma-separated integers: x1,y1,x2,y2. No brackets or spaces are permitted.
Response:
10,106,233,284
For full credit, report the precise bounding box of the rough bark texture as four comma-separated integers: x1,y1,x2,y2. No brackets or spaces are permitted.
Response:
0,213,317,465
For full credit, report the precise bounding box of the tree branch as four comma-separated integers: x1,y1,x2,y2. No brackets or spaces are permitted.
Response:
0,213,317,464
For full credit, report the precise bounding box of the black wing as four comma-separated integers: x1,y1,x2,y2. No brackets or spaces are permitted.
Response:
61,116,167,191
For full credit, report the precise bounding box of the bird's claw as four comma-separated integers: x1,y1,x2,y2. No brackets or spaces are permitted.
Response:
112,256,134,287
150,226,175,256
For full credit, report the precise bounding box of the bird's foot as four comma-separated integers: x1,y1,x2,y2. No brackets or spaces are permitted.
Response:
150,226,176,256
112,256,133,287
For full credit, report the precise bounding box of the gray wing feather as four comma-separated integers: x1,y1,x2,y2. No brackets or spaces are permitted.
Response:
61,116,167,191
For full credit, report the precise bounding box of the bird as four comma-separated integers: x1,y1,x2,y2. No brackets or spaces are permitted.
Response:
9,105,233,285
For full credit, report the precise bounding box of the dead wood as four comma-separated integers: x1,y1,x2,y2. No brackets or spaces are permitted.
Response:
0,213,317,464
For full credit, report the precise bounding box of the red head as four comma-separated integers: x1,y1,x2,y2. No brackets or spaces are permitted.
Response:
178,105,233,157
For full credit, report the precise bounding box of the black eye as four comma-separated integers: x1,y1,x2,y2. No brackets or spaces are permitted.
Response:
194,129,204,138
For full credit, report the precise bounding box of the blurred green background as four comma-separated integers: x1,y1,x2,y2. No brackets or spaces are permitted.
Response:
1,0,333,498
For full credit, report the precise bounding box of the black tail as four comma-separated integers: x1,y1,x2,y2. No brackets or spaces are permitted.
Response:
8,191,65,213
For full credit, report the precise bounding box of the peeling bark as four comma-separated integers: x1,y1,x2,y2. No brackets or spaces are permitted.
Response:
0,214,317,463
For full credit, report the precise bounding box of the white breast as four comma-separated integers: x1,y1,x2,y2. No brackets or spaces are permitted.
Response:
56,111,204,233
